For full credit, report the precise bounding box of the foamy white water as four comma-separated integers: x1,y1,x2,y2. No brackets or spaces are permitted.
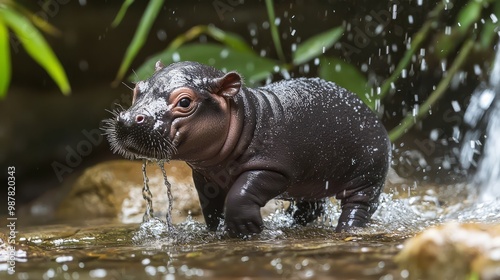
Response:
461,39,500,202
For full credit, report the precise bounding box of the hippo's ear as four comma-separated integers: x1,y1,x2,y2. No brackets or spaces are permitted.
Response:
214,72,241,97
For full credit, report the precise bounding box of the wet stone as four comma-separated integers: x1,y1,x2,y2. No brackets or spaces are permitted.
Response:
57,160,202,224
56,160,283,225
396,222,500,280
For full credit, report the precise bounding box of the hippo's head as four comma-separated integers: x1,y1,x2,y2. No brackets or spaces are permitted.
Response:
103,61,242,162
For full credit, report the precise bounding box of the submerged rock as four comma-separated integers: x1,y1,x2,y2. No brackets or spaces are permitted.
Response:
396,222,500,280
57,160,201,223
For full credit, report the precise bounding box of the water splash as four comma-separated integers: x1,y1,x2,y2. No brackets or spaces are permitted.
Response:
158,160,174,231
461,41,500,202
134,160,177,244
141,159,154,221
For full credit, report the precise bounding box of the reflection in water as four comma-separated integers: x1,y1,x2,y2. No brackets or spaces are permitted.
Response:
461,42,500,202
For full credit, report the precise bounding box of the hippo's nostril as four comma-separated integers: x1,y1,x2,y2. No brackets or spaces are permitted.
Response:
135,114,145,124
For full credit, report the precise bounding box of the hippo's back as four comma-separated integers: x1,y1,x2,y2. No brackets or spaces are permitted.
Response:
251,78,390,198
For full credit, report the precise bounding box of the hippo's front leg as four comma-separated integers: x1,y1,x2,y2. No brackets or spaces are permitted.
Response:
224,170,288,237
192,171,227,231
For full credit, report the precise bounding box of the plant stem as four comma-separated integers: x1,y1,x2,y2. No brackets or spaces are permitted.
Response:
388,39,475,141
378,1,445,101
265,0,286,62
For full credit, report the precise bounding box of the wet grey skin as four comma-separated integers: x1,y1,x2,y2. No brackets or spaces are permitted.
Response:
103,61,392,238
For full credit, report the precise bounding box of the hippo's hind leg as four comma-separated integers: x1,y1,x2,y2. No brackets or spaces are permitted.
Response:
286,200,325,226
335,178,384,233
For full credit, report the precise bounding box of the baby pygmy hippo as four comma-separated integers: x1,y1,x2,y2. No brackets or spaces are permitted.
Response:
105,61,391,237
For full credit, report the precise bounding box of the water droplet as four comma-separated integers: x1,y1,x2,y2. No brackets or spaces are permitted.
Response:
491,13,498,23
421,58,427,71
474,64,482,75
157,29,167,41
172,52,180,62
479,89,495,109
79,60,89,72
445,26,451,35
430,129,439,141
451,100,461,112
220,49,229,58
441,60,447,72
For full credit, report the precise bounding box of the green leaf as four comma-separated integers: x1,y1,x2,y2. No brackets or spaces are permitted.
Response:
9,1,60,36
292,26,344,66
319,56,373,109
433,0,483,58
114,0,164,85
479,0,500,49
163,25,255,54
132,43,278,86
456,0,482,35
265,0,285,62
434,27,463,59
0,7,70,95
0,18,10,99
111,0,135,28
206,25,254,54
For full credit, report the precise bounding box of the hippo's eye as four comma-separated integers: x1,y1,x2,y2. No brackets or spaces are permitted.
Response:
178,97,191,108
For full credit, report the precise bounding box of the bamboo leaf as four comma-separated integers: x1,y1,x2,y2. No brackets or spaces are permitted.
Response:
456,0,482,35
114,0,164,85
0,18,11,98
206,25,254,53
163,25,255,54
9,1,60,36
0,7,70,95
265,0,286,62
434,0,483,58
319,56,372,109
479,0,500,49
132,43,278,86
292,26,344,65
112,0,135,28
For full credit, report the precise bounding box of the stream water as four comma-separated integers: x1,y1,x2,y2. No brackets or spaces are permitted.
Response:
1,176,498,279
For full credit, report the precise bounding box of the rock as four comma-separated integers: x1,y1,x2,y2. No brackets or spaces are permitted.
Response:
395,222,500,280
57,160,283,225
57,160,201,224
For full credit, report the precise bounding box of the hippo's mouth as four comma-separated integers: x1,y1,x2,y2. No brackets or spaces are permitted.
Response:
101,112,177,161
